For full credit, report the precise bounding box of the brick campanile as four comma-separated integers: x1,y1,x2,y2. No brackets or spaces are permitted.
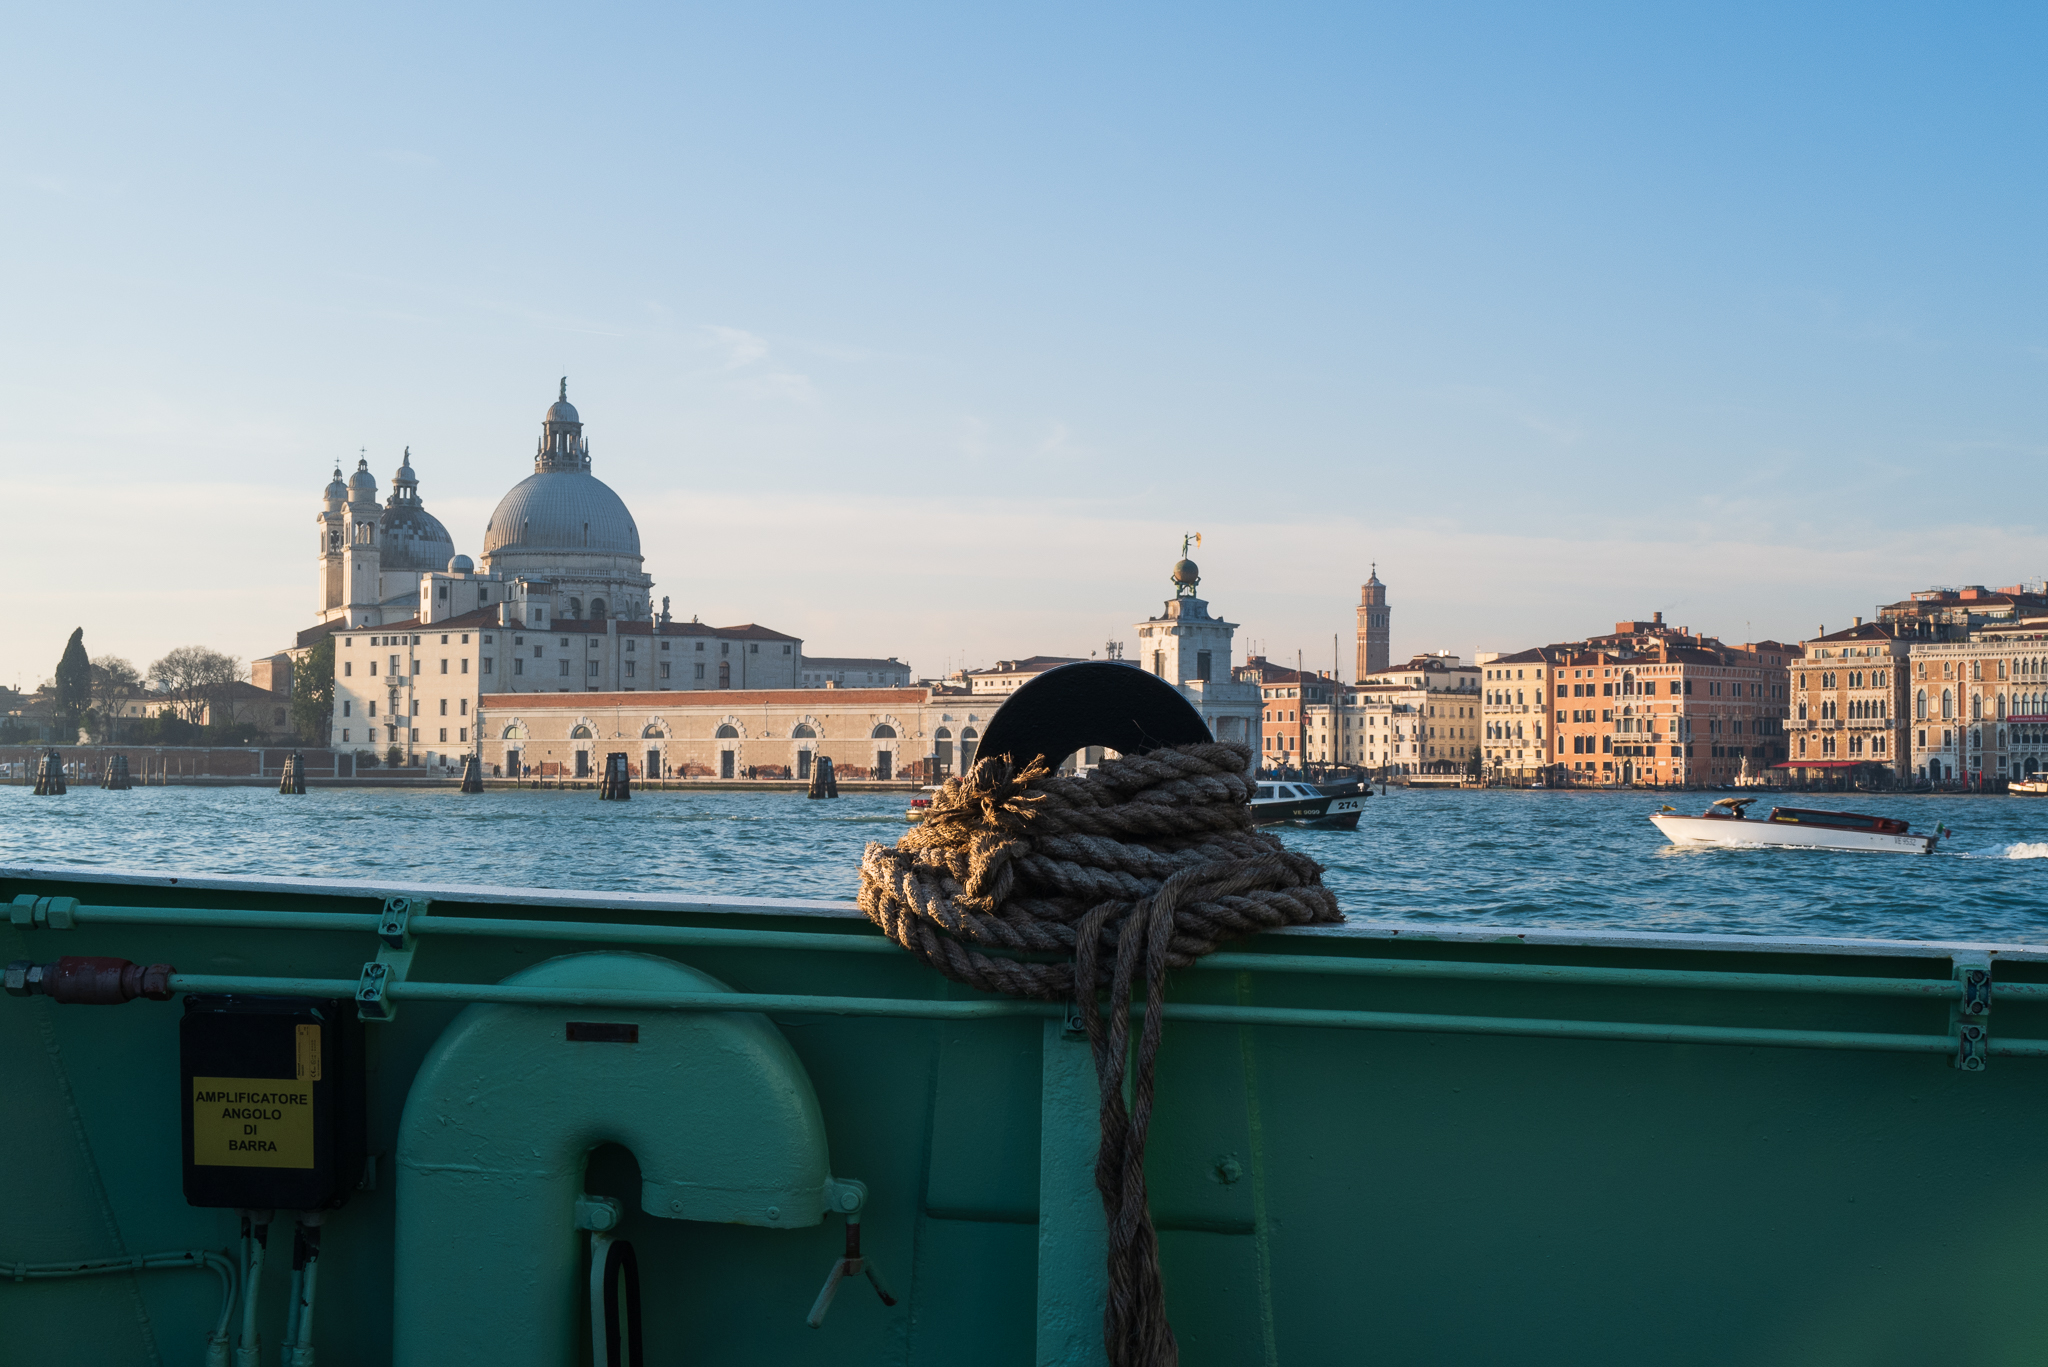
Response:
1356,566,1390,679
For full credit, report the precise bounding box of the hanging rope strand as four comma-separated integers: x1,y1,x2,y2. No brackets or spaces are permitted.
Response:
859,741,1341,1367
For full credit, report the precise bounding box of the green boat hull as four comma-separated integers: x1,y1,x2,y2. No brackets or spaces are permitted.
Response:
4,865,2046,1365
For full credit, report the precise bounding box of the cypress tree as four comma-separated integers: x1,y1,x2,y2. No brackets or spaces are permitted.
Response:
53,628,91,739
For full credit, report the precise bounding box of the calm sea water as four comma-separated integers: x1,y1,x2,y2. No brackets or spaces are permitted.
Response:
4,784,2048,943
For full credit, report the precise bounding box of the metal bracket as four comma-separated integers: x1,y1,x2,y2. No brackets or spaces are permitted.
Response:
1063,1003,1089,1039
575,1195,623,1233
357,898,422,1022
8,895,76,930
377,896,419,949
822,1177,868,1217
1951,956,1991,1072
355,962,395,1021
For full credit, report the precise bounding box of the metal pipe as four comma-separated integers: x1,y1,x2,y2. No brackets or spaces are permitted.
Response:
70,902,2048,999
0,1249,237,1364
291,1244,319,1366
72,905,384,934
412,914,901,957
236,1213,270,1367
69,903,898,955
155,972,2048,1058
1193,951,2020,999
282,1263,303,1353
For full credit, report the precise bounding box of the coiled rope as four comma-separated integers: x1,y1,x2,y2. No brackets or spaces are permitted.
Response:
858,740,1341,1366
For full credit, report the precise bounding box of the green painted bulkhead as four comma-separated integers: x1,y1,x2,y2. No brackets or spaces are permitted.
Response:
5,864,2048,1366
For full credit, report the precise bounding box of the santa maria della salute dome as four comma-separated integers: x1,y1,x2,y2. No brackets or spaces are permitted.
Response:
310,380,655,632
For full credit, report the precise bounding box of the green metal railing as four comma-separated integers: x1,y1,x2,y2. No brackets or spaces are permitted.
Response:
17,898,2048,1060
49,900,2048,999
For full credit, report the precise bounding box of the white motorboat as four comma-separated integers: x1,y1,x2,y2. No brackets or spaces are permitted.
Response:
1649,798,1939,854
1250,779,1366,830
2011,779,2048,797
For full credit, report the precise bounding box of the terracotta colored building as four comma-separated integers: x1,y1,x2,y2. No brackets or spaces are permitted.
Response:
1487,616,1795,786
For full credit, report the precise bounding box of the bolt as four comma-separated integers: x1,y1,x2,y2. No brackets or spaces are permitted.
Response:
767,1206,781,1221
4,961,31,997
839,1191,860,1211
669,1199,682,1214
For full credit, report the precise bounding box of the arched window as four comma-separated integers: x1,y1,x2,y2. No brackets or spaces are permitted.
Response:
960,727,978,768
934,727,951,739
1942,689,1953,720
1971,694,1981,721
590,598,607,621
570,724,593,739
872,724,897,739
715,724,739,739
566,598,582,619
792,723,816,738
1916,689,1927,719
642,724,667,739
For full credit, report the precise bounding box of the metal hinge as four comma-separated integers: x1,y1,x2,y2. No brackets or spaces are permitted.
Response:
1951,956,1991,1072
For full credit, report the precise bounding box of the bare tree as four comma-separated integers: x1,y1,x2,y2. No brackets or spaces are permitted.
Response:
148,646,245,726
89,655,141,743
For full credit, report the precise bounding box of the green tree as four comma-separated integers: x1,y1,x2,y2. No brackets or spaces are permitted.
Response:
53,629,91,740
290,638,335,744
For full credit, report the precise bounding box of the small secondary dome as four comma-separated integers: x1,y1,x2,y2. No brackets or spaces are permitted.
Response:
448,554,474,574
323,466,348,504
347,459,377,497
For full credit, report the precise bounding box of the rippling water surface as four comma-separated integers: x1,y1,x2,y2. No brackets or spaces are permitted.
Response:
5,784,2048,943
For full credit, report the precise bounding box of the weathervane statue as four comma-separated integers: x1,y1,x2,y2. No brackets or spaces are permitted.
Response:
1171,532,1202,598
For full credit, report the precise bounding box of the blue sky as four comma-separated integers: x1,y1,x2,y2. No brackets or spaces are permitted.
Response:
4,3,2045,686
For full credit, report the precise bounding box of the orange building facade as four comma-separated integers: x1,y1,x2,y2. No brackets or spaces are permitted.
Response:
1487,617,1796,786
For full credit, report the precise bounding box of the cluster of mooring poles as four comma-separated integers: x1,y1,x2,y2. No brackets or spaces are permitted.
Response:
278,752,306,795
598,752,631,801
807,754,839,799
100,755,132,790
32,750,65,795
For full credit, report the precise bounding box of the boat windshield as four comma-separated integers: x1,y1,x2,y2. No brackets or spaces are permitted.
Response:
1255,786,1274,800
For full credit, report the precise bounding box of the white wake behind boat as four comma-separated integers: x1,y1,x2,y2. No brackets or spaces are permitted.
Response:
1650,798,1940,854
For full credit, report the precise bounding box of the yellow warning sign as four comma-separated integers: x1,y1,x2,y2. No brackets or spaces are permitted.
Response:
296,1023,322,1082
191,1077,315,1168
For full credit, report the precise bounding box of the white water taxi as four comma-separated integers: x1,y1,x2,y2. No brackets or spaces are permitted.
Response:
2011,778,2048,797
1650,798,1939,854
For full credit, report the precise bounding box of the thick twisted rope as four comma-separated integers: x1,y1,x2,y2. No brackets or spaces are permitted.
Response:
859,741,1340,1366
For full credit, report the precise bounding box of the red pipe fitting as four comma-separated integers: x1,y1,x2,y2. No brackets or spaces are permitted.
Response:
3,956,176,1003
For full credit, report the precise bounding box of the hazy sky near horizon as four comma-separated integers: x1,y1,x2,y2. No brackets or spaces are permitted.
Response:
4,3,2046,689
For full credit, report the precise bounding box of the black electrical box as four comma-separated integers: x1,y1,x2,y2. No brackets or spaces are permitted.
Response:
180,996,365,1210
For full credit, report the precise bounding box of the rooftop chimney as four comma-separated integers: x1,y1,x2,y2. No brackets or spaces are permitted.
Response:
1853,615,1863,627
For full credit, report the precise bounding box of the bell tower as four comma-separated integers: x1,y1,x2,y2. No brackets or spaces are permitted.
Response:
341,458,384,627
1356,566,1390,678
317,465,348,619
